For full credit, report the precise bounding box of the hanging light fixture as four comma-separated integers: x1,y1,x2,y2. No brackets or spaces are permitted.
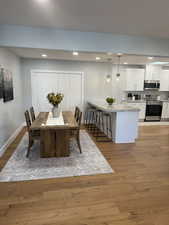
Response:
116,55,122,81
106,58,112,83
106,74,111,83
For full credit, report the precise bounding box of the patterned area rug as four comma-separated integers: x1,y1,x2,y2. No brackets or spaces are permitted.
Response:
0,131,113,182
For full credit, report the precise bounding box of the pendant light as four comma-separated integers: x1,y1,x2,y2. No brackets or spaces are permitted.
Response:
106,74,111,83
116,55,122,81
106,58,112,83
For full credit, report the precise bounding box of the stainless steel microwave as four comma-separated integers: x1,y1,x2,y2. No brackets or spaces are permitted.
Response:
144,80,160,90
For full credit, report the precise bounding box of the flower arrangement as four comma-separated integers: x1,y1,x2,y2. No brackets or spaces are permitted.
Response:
106,97,115,105
47,92,64,107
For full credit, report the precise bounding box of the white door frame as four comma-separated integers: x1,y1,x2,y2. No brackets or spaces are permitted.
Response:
31,70,85,112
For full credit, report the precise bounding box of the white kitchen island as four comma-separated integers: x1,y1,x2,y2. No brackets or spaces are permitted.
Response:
88,101,140,143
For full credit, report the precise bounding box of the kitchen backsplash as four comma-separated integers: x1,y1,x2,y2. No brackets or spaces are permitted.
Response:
125,91,169,101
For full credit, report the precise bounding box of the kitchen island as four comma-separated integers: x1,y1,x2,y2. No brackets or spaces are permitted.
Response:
88,101,140,143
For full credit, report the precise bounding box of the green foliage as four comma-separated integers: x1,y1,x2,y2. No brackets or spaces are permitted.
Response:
47,92,64,106
106,97,115,105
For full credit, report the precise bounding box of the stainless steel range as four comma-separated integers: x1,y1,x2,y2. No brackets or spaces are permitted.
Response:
145,100,162,121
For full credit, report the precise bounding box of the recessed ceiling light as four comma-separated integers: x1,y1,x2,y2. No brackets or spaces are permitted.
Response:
73,51,79,56
37,0,49,3
96,57,101,60
123,62,128,64
148,57,153,60
41,54,47,58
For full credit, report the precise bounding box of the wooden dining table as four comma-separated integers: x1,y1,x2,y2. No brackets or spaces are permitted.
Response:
30,111,78,158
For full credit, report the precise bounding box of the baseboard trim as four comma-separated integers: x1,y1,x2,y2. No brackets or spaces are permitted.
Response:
161,118,169,121
0,122,25,157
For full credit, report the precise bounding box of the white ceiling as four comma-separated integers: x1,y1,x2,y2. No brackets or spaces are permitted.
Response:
1,0,169,38
8,47,169,65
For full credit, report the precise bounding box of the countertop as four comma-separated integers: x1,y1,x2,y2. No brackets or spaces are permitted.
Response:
160,100,169,102
88,101,140,112
124,100,169,103
123,100,146,103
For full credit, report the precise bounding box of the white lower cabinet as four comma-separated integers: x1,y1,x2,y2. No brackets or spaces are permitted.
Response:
161,102,169,119
127,103,146,120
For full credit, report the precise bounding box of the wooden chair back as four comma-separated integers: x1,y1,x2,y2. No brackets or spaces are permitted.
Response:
75,110,82,154
74,106,80,122
24,110,31,131
30,106,36,122
74,106,78,120
77,111,82,129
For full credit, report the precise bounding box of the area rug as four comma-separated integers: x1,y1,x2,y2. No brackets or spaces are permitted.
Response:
0,130,113,182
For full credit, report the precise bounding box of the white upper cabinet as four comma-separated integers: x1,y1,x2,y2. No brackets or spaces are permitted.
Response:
145,65,161,80
125,68,145,91
160,70,169,91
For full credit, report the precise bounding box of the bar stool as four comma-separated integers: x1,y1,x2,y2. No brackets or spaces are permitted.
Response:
92,110,108,141
95,112,113,142
93,110,103,135
103,112,113,140
85,107,113,142
84,107,96,131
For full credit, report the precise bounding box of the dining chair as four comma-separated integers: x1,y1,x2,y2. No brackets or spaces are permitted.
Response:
24,110,40,157
72,110,82,153
74,106,80,122
30,106,36,122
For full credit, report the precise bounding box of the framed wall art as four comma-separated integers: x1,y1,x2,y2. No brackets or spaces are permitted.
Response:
2,69,14,102
0,68,3,99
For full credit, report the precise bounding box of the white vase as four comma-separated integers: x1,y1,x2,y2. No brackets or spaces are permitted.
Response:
52,105,61,118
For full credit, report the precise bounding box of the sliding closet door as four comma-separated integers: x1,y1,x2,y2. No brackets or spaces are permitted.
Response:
31,71,84,113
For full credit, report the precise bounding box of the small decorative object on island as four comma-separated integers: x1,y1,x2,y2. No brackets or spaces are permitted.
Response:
106,97,115,106
47,92,64,118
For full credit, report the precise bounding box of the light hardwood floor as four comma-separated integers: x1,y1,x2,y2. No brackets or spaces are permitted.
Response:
1,126,169,225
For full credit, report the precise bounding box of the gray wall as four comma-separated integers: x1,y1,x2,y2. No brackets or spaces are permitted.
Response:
21,58,169,108
21,59,113,110
21,59,166,109
1,25,169,56
1,51,169,152
0,48,24,150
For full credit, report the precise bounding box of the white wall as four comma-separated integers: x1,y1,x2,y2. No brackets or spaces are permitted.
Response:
21,59,113,110
22,59,165,108
112,65,126,103
19,58,169,113
21,59,139,108
0,48,24,150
